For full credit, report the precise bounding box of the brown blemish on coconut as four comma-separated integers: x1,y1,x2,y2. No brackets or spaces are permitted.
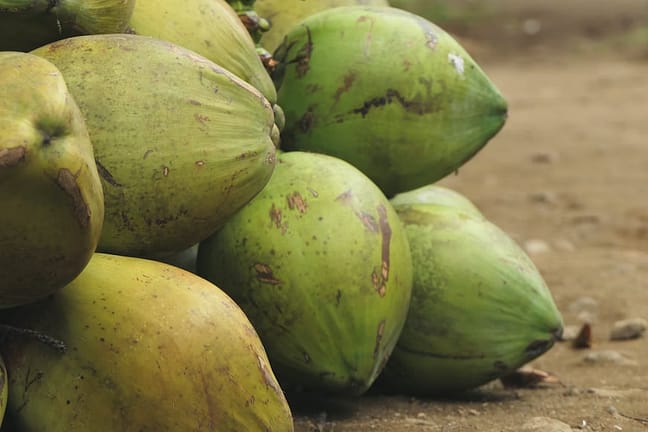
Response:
305,83,322,94
95,159,122,187
162,166,170,177
56,168,90,229
351,88,436,118
299,105,316,133
269,203,286,234
371,204,391,297
253,263,281,285
257,354,283,396
334,193,391,295
45,37,74,53
356,15,376,57
335,189,353,204
236,151,259,161
197,370,219,428
336,190,381,232
20,366,44,404
296,25,314,78
286,192,307,213
0,146,26,168
419,77,433,95
373,320,386,358
194,113,209,124
357,211,379,233
195,160,205,167
333,71,357,104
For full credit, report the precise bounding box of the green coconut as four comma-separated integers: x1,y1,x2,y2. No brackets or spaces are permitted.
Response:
198,151,413,395
273,6,507,197
378,202,564,395
32,34,276,257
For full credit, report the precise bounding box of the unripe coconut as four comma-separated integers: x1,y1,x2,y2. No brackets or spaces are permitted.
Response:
0,51,104,307
378,202,564,395
198,151,413,395
33,34,276,257
0,253,294,431
273,6,508,197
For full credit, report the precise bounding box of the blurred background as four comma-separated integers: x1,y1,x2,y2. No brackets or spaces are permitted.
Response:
390,0,648,61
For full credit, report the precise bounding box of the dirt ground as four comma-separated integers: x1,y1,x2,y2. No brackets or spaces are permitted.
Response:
291,2,648,431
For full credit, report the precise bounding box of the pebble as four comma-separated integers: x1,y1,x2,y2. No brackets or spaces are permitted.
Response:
522,19,543,36
577,311,596,324
568,297,598,322
560,324,582,341
570,323,593,349
530,151,558,164
524,239,551,255
609,318,647,340
521,416,572,432
607,405,620,416
582,350,637,366
529,190,558,204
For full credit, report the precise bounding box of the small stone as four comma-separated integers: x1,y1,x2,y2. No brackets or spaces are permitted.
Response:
607,405,619,415
568,297,598,316
571,323,593,349
610,318,647,340
530,151,557,163
524,239,551,255
577,311,596,324
561,324,582,341
522,19,543,36
529,191,558,204
521,416,572,432
583,350,637,366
